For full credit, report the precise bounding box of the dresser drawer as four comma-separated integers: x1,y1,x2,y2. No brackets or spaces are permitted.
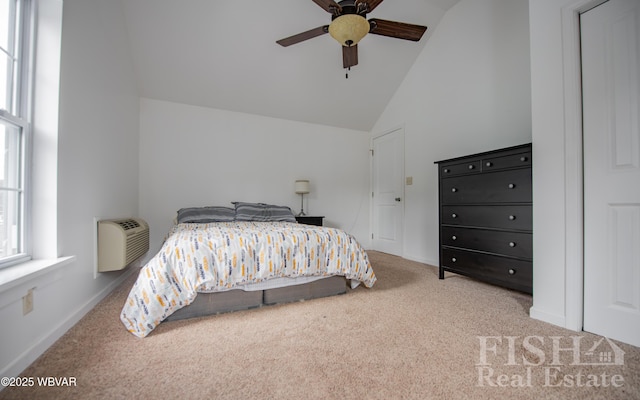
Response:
441,205,532,231
441,226,532,259
441,248,532,293
482,151,532,171
441,169,531,204
440,160,482,177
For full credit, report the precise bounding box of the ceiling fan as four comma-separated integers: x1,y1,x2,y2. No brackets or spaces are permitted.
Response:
276,0,428,77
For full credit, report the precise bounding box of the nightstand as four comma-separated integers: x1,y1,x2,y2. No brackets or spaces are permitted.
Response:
295,216,324,226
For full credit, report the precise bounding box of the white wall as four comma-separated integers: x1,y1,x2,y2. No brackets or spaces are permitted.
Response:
0,0,140,378
371,0,532,265
139,98,371,256
528,0,602,331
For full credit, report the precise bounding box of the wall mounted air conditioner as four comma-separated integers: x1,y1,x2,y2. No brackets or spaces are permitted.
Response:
97,218,149,272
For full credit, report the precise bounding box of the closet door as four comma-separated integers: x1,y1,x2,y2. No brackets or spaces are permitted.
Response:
582,0,640,347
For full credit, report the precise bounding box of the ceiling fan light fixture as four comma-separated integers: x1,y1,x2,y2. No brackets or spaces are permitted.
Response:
328,14,370,46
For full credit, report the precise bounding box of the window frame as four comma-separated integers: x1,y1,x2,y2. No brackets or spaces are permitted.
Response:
0,0,34,269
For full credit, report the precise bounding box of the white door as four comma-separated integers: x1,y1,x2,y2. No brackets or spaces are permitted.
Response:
582,0,640,347
372,128,404,256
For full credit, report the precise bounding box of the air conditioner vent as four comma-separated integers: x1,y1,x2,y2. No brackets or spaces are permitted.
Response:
117,219,140,230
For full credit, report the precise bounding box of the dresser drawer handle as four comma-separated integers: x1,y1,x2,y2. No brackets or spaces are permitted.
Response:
452,235,457,240
508,268,516,275
485,162,492,167
508,215,516,221
509,242,516,247
443,168,450,173
520,156,528,162
451,187,458,193
468,164,475,170
452,213,458,218
508,183,516,189
452,257,457,263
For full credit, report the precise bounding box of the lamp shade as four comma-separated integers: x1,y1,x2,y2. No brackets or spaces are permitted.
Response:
294,180,310,194
328,14,370,46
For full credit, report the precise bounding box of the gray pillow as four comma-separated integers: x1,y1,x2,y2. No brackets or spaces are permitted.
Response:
176,206,236,224
233,202,297,223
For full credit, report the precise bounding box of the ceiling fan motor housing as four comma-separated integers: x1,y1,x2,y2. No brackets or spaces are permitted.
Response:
330,0,368,19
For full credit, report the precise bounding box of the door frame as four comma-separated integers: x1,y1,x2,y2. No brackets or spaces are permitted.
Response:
370,125,405,256
560,0,609,331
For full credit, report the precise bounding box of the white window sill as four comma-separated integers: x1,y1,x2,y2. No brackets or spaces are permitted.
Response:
0,256,76,294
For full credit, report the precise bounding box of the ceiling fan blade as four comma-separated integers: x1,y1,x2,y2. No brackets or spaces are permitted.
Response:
276,26,329,47
312,0,342,14
368,18,427,42
342,45,358,69
356,0,384,13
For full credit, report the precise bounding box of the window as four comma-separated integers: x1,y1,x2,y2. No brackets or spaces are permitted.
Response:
0,0,32,267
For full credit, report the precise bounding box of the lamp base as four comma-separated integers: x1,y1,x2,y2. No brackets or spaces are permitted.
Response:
297,193,307,216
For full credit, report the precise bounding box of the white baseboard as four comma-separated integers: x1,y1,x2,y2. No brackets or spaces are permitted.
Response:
529,306,567,329
403,253,439,268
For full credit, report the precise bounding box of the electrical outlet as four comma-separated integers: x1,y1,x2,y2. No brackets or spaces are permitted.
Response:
406,176,413,185
22,288,34,315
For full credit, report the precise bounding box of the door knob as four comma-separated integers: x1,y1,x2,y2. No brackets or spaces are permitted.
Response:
395,197,401,202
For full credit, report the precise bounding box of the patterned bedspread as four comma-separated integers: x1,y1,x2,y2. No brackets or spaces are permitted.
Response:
121,221,376,337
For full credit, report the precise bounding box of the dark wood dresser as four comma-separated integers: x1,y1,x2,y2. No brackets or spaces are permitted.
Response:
435,143,532,294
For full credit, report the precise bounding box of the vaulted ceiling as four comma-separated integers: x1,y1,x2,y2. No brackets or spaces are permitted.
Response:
121,0,460,131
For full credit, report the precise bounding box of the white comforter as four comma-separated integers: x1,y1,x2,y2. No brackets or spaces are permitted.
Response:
121,221,376,337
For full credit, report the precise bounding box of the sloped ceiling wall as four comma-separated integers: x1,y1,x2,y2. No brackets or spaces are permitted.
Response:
121,0,460,131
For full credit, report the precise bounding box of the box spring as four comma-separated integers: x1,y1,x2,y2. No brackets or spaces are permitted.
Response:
166,276,347,321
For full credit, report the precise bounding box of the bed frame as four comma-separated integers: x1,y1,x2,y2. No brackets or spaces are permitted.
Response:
165,276,348,321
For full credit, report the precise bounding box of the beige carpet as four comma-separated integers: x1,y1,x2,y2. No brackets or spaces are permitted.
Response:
1,251,638,399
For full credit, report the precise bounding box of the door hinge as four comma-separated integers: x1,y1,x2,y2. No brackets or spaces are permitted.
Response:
370,149,374,156
371,233,374,239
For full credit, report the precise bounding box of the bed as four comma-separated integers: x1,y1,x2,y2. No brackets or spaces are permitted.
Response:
120,202,376,338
